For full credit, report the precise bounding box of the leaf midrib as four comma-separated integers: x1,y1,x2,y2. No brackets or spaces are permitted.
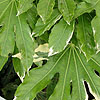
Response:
73,49,82,100
60,48,71,100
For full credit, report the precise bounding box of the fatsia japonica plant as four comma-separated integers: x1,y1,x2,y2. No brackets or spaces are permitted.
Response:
0,0,100,100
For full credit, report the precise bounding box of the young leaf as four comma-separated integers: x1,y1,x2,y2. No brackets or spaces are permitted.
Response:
15,44,100,100
58,0,76,24
49,19,75,56
37,0,55,23
33,9,62,37
77,14,96,59
92,16,100,51
17,0,35,16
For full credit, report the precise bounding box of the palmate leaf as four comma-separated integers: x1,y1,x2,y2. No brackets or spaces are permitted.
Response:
58,0,76,24
0,0,34,72
15,44,100,100
49,19,75,56
37,0,55,23
77,14,96,59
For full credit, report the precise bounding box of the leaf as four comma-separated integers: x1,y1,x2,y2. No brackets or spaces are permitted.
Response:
37,0,55,23
83,0,91,3
58,0,76,24
15,12,34,71
15,44,100,100
74,1,100,19
0,56,7,71
13,58,25,82
35,43,49,53
74,2,93,19
92,16,100,51
94,0,100,17
26,4,37,30
0,0,15,56
77,14,96,59
49,19,75,56
12,45,26,82
17,0,35,16
0,0,34,71
33,9,62,37
33,43,49,63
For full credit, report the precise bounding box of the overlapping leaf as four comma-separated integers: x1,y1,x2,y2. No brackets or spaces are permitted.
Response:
49,19,75,56
26,5,37,30
0,0,15,56
15,44,100,100
37,0,55,23
77,14,96,59
17,0,35,15
74,0,100,19
0,0,34,72
33,9,62,36
58,0,76,24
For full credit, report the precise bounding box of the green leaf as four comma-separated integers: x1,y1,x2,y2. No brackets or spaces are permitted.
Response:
37,0,55,23
49,19,75,56
0,0,15,56
13,58,25,82
83,0,91,3
74,1,100,19
0,0,34,71
58,0,76,24
15,13,34,71
92,16,100,51
17,0,35,15
74,2,93,19
77,14,96,59
33,9,62,36
26,5,37,30
0,56,7,71
15,44,100,100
